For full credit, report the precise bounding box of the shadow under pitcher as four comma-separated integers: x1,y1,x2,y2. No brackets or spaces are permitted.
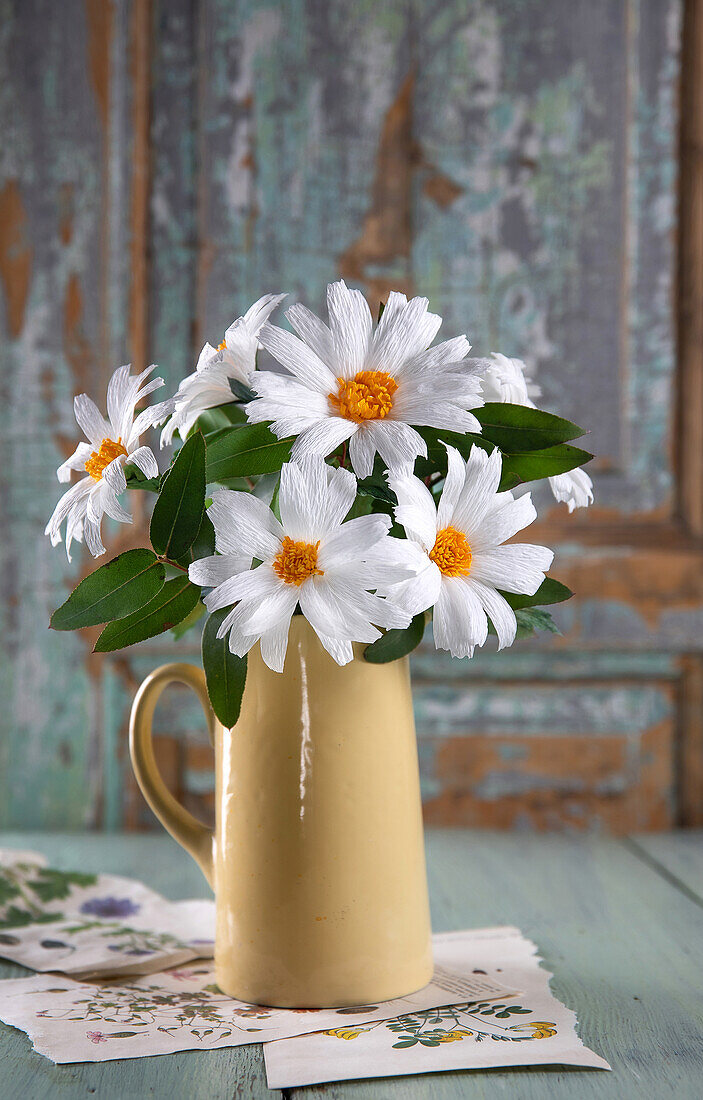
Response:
129,615,433,1007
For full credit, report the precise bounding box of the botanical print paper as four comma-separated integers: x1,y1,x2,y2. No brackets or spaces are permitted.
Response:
0,931,517,1064
0,852,214,979
0,849,46,869
264,927,611,1087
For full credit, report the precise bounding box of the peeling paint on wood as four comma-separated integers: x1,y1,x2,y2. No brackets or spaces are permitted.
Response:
339,71,415,305
421,720,674,832
0,0,694,833
0,180,32,337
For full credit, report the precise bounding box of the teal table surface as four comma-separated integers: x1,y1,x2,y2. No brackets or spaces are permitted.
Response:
1,829,702,1099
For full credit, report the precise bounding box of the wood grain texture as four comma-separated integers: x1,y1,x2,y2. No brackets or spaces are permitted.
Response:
0,832,275,1099
0,0,134,831
294,828,703,1099
0,0,697,833
676,0,703,536
1,830,702,1097
631,829,703,900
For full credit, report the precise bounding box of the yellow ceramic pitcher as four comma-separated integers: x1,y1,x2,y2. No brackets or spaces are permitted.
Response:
129,615,433,1007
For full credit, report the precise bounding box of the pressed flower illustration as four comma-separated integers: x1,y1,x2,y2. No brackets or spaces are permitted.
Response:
25,978,556,1054
0,864,98,928
80,897,141,919
45,364,172,560
324,1027,371,1040
512,1021,558,1039
322,1001,555,1050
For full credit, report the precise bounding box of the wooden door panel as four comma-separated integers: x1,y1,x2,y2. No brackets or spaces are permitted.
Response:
0,0,697,831
0,0,140,828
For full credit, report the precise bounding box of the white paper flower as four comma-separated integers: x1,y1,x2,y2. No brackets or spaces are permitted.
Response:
161,293,286,446
45,364,172,560
246,280,483,478
189,455,414,672
478,352,594,511
548,467,595,513
388,445,554,658
478,352,542,406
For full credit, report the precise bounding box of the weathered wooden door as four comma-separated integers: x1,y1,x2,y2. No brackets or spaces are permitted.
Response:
0,0,697,831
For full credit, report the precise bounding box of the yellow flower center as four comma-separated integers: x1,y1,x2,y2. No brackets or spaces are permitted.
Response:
328,370,398,423
272,537,324,586
84,438,128,481
217,338,227,351
429,526,473,577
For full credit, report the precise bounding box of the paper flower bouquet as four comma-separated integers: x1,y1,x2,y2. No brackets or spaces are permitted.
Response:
46,281,593,726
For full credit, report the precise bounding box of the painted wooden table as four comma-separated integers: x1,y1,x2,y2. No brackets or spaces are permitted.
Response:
0,830,701,1099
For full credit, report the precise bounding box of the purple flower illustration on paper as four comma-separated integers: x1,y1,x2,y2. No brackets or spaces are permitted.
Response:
80,896,140,918
86,1031,108,1044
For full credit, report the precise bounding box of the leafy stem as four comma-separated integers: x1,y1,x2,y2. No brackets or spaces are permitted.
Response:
1,868,45,919
156,556,189,575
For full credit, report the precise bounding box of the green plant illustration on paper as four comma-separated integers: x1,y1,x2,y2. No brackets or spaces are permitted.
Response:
324,1001,557,1048
0,863,97,928
30,976,275,1045
0,861,201,960
59,922,194,958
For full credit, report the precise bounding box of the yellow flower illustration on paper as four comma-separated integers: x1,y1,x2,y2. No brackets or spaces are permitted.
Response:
511,1021,557,1039
323,1002,557,1050
323,1027,370,1040
436,1028,473,1042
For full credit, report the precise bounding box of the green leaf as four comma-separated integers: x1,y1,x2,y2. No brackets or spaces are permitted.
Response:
196,405,247,435
228,378,256,403
150,432,206,559
206,422,294,481
356,478,397,506
208,476,257,491
418,428,490,464
175,512,216,567
50,550,166,631
475,402,586,449
499,577,572,611
364,613,426,663
486,606,561,640
124,466,161,493
515,607,562,638
94,577,202,653
201,608,248,727
499,444,592,488
170,600,206,640
345,493,374,520
190,512,217,559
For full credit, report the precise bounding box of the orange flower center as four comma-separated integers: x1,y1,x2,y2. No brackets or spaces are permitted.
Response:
272,537,324,586
217,338,227,351
329,370,398,423
429,526,473,577
84,438,127,481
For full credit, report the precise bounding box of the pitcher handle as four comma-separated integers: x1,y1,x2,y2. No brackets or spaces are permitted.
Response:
129,662,215,887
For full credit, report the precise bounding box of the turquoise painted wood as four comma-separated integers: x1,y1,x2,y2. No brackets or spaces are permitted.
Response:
630,832,703,901
0,0,694,833
1,830,702,1098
